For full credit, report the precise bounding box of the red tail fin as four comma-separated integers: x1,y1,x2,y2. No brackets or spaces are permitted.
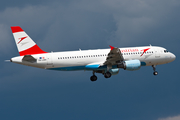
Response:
11,26,47,56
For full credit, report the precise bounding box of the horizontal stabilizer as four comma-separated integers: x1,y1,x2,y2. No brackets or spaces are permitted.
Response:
22,55,37,63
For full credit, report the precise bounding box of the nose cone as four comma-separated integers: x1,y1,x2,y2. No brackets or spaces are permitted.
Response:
170,53,176,62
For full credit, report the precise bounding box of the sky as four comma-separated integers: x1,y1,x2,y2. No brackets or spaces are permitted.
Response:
0,0,180,120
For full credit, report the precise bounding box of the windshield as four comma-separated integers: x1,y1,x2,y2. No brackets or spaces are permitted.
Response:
164,50,169,53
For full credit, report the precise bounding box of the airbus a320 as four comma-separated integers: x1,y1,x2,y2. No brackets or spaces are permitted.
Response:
9,26,176,81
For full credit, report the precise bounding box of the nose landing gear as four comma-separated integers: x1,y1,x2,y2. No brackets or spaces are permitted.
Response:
152,65,158,76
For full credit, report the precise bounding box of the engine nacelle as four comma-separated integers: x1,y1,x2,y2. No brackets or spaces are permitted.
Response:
117,59,141,71
109,68,119,75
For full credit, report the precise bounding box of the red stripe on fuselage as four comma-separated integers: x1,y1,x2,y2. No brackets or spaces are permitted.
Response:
11,26,24,33
19,44,47,56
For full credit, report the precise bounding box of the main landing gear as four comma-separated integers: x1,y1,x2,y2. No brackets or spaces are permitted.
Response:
90,71,112,82
152,65,158,76
104,71,112,78
90,71,97,82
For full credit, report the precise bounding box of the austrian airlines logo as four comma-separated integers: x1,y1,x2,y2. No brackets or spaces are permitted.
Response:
140,48,150,56
18,36,28,44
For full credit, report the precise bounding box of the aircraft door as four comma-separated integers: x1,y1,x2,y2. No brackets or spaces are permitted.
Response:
154,48,160,58
46,53,53,67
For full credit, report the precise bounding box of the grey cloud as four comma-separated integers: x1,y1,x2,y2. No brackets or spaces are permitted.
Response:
158,115,180,120
0,24,14,56
2,0,179,51
0,3,116,52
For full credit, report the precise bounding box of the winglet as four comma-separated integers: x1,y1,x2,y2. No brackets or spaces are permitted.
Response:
109,45,115,50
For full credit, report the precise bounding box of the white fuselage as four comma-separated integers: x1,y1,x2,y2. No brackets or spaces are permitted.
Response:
10,26,176,80
11,46,176,71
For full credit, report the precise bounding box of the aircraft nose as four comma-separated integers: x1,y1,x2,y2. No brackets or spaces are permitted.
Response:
170,53,176,61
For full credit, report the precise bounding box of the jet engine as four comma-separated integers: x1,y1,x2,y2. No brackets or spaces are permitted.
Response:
117,59,141,71
109,68,119,75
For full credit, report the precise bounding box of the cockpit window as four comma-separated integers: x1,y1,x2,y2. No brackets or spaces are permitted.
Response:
164,50,169,53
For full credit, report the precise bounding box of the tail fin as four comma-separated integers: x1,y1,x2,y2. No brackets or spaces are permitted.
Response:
11,26,47,56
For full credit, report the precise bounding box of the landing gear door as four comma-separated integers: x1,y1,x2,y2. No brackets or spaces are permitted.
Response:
154,48,160,58
46,53,53,67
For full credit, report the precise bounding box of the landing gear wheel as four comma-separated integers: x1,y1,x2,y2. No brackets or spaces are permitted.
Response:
90,75,97,81
104,71,111,78
152,65,158,76
153,71,158,76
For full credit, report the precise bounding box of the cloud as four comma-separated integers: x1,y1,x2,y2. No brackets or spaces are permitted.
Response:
1,0,180,53
54,0,180,48
158,115,180,120
102,0,180,46
0,5,55,56
0,24,13,55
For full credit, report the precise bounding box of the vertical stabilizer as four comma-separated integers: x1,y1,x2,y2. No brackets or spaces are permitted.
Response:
11,26,47,56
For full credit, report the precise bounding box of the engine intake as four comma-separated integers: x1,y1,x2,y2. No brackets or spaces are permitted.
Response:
117,59,141,71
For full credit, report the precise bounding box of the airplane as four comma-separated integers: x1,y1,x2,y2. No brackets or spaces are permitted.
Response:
9,26,176,81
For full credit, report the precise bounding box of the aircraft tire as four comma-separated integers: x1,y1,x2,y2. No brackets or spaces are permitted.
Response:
90,75,97,81
104,71,111,78
153,71,158,76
